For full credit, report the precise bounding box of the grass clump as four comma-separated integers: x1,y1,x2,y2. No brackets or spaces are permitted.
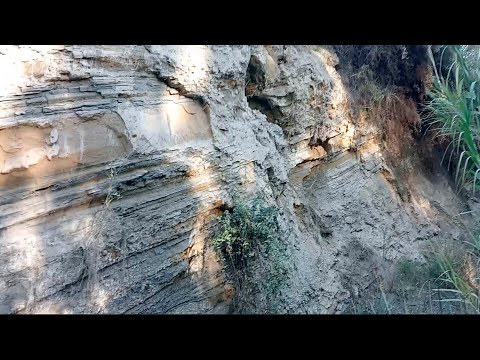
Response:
212,196,288,313
431,236,480,313
397,259,431,288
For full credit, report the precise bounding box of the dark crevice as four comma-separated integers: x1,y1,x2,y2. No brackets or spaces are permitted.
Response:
245,55,266,96
155,74,207,106
309,136,332,154
266,166,277,186
247,96,284,125
321,230,333,239
218,201,233,213
245,54,290,128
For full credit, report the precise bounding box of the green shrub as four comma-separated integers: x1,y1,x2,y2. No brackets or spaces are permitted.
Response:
213,196,288,312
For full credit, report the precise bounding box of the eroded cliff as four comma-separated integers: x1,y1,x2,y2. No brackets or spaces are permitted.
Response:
0,45,474,313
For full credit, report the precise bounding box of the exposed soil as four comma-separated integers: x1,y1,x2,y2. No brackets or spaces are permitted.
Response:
332,45,476,314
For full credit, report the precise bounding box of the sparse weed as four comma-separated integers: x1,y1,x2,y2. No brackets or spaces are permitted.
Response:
397,259,430,288
104,167,123,207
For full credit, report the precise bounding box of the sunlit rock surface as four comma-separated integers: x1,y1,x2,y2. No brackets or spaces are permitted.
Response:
0,45,471,313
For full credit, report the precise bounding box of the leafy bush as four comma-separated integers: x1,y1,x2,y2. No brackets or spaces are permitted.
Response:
213,196,288,312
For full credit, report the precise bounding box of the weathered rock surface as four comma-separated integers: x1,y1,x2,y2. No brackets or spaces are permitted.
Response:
0,45,473,313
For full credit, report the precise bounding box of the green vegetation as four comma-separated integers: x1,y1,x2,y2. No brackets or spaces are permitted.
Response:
431,236,480,313
425,45,480,194
213,196,288,312
397,259,431,288
422,45,480,313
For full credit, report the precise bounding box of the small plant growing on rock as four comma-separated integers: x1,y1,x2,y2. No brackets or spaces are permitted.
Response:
213,196,288,313
104,168,122,207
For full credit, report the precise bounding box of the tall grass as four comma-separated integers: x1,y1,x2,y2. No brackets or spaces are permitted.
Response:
423,45,480,313
432,236,480,313
425,45,480,195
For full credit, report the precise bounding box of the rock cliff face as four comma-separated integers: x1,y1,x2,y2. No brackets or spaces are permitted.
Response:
0,45,472,313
